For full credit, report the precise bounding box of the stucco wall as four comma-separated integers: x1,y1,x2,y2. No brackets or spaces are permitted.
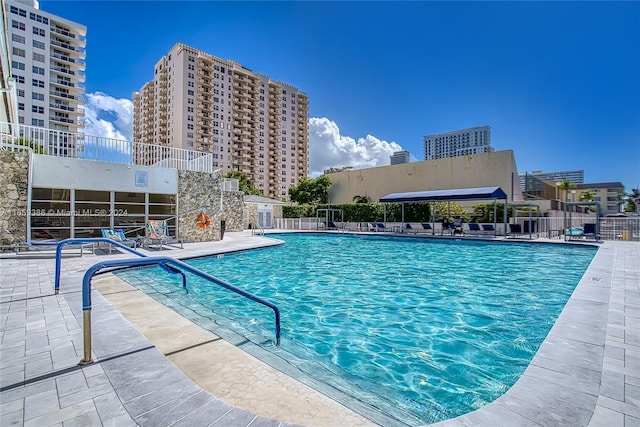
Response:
327,150,523,204
177,170,244,242
0,151,29,249
32,155,178,193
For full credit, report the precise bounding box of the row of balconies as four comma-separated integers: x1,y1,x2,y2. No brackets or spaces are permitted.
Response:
50,90,76,100
50,116,75,124
50,26,80,41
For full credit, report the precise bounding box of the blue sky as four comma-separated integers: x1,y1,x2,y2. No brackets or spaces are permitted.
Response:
41,0,640,190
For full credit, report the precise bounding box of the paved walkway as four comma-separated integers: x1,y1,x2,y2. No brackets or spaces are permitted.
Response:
1,232,638,426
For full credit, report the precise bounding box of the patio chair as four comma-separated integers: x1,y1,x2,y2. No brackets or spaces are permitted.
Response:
145,220,183,250
508,223,523,235
420,223,433,233
452,218,463,235
100,229,138,254
481,224,496,233
375,223,386,232
467,223,482,235
583,223,598,239
402,223,416,233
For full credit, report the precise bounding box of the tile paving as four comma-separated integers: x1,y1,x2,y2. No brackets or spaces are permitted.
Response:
0,232,638,426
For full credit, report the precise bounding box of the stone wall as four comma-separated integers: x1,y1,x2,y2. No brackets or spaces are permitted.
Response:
0,151,29,250
177,170,244,242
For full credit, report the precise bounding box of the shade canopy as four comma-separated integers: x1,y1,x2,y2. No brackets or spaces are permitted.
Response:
379,186,508,203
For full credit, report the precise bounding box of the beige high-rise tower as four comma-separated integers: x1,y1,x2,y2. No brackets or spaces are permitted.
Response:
133,42,309,200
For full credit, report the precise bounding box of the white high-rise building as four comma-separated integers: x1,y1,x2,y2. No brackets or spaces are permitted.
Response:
6,0,86,133
424,125,493,160
133,42,309,200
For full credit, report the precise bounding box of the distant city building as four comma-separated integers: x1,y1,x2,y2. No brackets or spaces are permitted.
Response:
6,0,86,134
324,166,354,174
423,125,493,160
519,169,584,191
390,150,410,165
133,42,309,200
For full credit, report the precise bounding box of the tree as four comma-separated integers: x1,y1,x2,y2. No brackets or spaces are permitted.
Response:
288,175,331,205
624,187,640,213
352,195,371,204
431,201,469,222
224,171,263,196
579,190,596,202
558,180,577,200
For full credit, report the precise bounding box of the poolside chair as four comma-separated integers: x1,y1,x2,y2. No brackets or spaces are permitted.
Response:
375,223,386,232
327,221,338,230
402,223,416,234
145,220,183,250
452,218,463,235
467,223,482,235
420,223,433,233
509,223,526,236
100,229,138,254
583,223,598,239
481,224,496,233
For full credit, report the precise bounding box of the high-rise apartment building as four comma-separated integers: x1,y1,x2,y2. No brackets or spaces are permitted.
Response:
133,43,309,200
519,169,585,188
390,150,410,165
6,0,86,133
424,125,492,160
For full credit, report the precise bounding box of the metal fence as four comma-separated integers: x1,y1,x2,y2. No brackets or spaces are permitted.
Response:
0,122,216,174
274,216,640,241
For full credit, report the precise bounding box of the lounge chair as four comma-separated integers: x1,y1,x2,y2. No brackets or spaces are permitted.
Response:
566,227,585,237
420,223,433,233
481,224,496,233
467,223,482,235
145,220,183,250
376,223,386,232
327,221,338,230
100,229,138,253
509,223,524,235
583,223,598,239
402,223,416,233
451,218,463,235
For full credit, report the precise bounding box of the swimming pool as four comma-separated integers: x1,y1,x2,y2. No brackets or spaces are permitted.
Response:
115,233,597,425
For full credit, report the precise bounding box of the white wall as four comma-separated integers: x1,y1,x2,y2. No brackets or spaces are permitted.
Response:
32,155,178,193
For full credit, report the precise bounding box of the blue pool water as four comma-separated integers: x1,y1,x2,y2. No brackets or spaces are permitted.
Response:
115,233,597,425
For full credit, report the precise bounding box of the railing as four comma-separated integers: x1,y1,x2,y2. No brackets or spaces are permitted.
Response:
53,238,186,293
51,238,281,365
78,255,281,364
0,122,221,174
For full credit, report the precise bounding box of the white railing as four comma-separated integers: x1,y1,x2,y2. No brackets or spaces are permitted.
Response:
0,122,216,174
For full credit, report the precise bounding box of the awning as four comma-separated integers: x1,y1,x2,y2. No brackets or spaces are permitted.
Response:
379,186,507,203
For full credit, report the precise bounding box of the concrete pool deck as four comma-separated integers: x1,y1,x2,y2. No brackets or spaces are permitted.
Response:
0,231,638,426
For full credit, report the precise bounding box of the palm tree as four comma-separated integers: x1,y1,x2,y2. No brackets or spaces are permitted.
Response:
579,190,597,212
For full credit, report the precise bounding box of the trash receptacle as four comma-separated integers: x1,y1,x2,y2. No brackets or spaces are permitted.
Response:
622,230,631,241
220,220,226,240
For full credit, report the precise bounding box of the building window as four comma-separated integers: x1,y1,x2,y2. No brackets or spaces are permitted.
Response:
32,105,44,114
32,27,46,37
12,20,26,30
10,6,27,17
32,79,45,88
14,75,25,84
32,92,44,101
12,33,25,43
33,52,45,62
31,118,44,126
32,39,45,49
12,47,25,57
32,66,45,75
17,89,24,97
18,103,24,110
29,12,48,24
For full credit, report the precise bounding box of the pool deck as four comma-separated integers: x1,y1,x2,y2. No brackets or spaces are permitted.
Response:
1,231,638,426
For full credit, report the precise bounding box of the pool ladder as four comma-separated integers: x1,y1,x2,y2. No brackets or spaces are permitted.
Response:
52,238,281,365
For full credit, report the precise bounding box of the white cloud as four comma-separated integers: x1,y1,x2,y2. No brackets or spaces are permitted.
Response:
308,117,403,177
82,92,133,142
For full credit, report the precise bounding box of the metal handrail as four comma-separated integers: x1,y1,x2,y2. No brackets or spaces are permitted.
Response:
53,238,186,293
78,256,281,364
